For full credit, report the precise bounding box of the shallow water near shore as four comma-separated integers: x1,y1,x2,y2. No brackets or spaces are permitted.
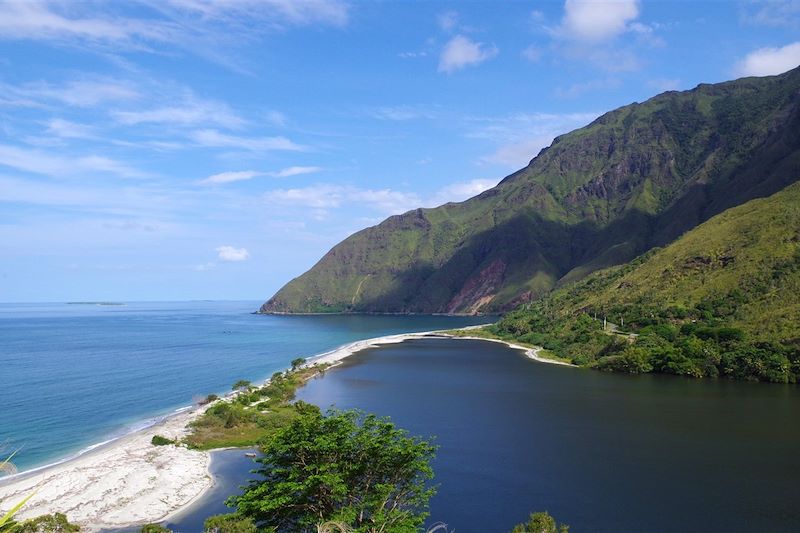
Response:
297,337,800,533
0,301,487,473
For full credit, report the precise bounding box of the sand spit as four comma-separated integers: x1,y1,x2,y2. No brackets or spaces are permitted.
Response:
0,324,572,530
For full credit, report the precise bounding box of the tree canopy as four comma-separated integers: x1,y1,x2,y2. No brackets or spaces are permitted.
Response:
230,403,437,533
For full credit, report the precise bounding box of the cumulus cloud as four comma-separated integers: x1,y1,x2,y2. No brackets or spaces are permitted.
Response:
558,0,640,41
216,245,249,261
438,35,498,73
734,42,800,77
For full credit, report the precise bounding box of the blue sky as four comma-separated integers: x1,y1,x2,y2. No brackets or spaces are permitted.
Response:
1,0,799,302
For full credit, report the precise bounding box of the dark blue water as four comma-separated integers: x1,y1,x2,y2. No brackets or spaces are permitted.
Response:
0,302,487,472
298,337,800,533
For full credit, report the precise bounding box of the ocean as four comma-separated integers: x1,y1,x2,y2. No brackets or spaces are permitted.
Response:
0,301,487,473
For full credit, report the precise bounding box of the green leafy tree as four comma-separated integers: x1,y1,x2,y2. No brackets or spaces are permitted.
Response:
139,524,171,533
290,358,306,370
13,513,80,533
203,514,259,533
510,511,569,533
232,380,252,392
230,404,437,533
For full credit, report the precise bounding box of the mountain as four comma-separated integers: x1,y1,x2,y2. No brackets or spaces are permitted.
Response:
261,67,800,315
488,180,800,382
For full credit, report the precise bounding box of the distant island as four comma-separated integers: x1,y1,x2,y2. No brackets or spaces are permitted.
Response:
66,302,126,306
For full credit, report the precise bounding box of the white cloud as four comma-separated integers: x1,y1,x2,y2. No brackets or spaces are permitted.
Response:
742,0,800,28
521,45,542,62
45,119,96,139
216,245,249,261
0,1,168,43
647,78,681,92
191,129,306,152
0,0,349,48
0,78,140,109
398,51,428,59
201,170,264,185
431,179,497,204
167,0,349,28
734,42,800,77
468,111,599,168
438,11,459,32
438,35,498,73
112,98,245,129
264,178,502,217
265,184,422,215
269,166,323,178
558,0,640,42
200,166,322,184
0,143,147,178
555,77,621,98
367,105,438,121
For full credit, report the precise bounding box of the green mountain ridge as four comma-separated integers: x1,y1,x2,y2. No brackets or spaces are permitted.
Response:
489,180,800,382
261,67,800,315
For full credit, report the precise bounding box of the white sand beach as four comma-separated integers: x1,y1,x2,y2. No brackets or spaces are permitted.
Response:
0,325,571,531
0,405,212,532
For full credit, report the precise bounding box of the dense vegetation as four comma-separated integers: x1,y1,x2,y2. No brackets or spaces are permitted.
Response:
227,405,437,533
262,67,800,314
487,182,800,383
510,512,569,533
185,364,327,449
1,513,80,533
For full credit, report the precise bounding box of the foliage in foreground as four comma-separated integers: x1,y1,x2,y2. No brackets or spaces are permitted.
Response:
203,514,258,533
510,511,569,533
1,513,80,533
229,403,437,533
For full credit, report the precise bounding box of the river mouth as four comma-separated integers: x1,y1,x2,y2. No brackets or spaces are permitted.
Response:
295,337,800,533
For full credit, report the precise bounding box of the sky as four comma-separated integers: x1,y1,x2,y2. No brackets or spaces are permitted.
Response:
1,0,799,303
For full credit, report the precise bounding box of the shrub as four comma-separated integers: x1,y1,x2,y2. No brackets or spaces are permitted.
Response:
151,435,174,446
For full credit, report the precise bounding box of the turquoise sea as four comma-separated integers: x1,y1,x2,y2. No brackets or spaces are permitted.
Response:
0,301,487,473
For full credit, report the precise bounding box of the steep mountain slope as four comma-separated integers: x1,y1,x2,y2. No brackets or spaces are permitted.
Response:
489,181,800,382
262,67,800,314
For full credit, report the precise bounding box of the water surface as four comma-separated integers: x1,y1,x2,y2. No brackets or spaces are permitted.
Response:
298,337,800,533
0,301,486,472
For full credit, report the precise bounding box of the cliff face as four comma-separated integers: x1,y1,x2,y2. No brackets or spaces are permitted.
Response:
261,67,800,314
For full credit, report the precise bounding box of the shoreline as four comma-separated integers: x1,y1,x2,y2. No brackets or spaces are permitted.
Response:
0,324,571,530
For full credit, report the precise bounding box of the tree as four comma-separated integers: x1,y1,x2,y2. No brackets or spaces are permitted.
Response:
14,513,80,533
140,524,172,533
232,380,252,392
291,357,306,370
510,511,569,533
230,404,437,533
204,514,258,533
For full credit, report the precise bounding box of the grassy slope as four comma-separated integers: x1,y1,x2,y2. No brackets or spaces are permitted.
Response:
489,181,800,382
262,67,800,314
